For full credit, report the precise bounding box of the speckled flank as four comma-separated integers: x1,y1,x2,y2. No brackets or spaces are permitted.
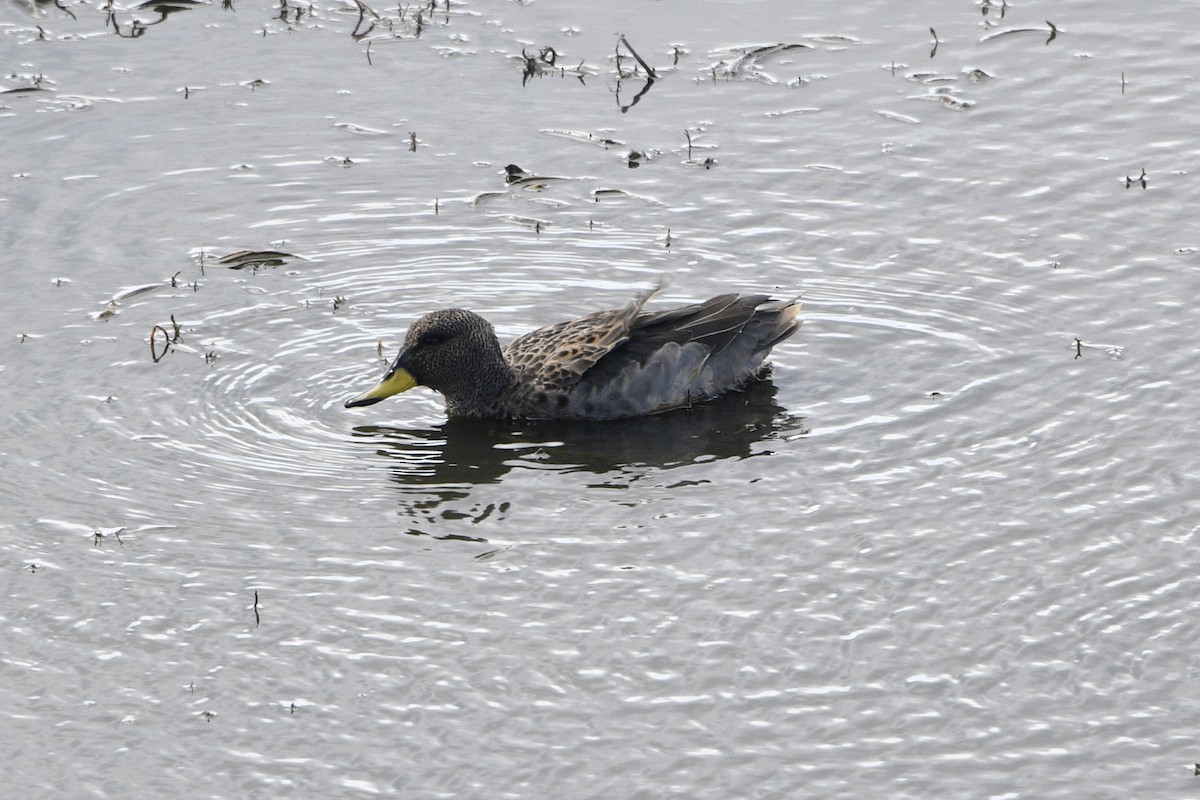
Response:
365,288,801,420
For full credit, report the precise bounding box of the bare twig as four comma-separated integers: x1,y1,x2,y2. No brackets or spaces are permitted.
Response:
618,34,657,79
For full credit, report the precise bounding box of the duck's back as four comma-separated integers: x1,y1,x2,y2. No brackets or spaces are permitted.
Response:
501,292,801,420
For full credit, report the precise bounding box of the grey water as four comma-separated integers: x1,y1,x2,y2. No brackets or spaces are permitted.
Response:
3,0,1200,797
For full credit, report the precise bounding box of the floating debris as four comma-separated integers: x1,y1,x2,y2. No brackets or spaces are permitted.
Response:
908,88,975,111
502,215,551,232
474,544,515,561
590,188,663,205
765,107,821,118
112,283,164,302
91,525,127,546
1125,168,1147,189
334,122,388,135
503,163,568,188
134,0,207,11
539,129,624,149
980,21,1058,45
936,94,975,111
708,42,814,81
808,34,863,46
904,71,945,83
215,250,297,269
471,190,507,206
469,164,575,205
1073,338,1123,360
518,46,592,85
1,85,51,95
91,284,167,321
877,109,920,124
92,301,119,321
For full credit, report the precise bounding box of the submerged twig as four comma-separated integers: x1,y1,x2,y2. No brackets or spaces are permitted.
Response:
350,0,379,39
150,324,172,362
980,0,1008,19
615,74,655,112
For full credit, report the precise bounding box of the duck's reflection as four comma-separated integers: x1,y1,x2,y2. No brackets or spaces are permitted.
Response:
349,378,807,540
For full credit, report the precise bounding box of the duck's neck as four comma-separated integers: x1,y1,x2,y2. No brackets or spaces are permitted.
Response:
444,352,513,418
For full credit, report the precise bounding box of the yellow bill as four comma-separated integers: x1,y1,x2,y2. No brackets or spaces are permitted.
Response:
345,365,418,408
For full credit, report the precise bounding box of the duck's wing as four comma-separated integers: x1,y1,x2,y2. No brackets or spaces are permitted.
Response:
565,293,801,418
502,285,660,392
581,293,801,388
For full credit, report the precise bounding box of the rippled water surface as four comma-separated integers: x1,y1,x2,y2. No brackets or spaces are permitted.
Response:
4,0,1200,797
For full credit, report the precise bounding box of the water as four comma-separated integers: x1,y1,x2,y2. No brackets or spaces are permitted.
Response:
4,0,1200,797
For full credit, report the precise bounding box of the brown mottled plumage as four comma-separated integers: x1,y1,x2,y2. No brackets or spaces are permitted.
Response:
344,288,801,420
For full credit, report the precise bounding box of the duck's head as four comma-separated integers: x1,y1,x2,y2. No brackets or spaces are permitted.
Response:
345,308,506,409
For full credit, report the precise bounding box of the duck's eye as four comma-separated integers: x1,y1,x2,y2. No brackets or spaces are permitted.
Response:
419,332,445,346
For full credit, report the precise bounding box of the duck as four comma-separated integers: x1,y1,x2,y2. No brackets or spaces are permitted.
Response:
344,287,801,420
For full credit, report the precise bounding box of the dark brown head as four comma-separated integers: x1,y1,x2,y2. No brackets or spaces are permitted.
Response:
400,309,505,392
345,308,510,414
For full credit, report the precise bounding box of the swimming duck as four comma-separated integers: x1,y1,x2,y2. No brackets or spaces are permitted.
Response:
344,287,801,420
